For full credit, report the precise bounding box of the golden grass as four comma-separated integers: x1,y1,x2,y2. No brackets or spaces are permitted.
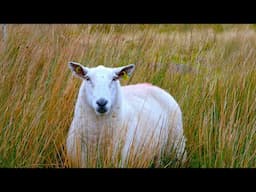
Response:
0,24,256,167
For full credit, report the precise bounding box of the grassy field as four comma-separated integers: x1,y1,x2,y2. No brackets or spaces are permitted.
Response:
0,24,256,168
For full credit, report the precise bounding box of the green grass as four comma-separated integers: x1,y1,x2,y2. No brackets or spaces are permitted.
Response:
0,24,256,167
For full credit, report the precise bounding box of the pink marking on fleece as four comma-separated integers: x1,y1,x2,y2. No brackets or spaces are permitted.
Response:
123,83,154,97
139,83,152,86
124,83,152,90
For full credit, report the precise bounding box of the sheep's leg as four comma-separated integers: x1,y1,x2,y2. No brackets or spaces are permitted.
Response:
173,135,187,163
120,139,131,167
67,131,88,168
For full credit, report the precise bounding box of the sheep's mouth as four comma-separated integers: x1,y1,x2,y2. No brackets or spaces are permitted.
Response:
96,107,108,114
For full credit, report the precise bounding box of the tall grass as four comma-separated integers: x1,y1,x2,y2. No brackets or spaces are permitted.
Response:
0,24,255,167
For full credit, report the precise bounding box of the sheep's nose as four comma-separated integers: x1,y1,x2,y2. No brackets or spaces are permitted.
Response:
96,98,108,107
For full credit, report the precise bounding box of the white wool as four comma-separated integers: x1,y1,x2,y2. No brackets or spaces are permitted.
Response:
66,62,186,167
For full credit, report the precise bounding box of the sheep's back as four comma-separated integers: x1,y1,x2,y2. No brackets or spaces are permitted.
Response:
121,83,182,152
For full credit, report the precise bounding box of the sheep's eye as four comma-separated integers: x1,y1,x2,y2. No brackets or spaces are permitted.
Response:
112,76,118,81
85,76,91,81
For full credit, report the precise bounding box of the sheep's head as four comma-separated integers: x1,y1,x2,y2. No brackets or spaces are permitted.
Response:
68,62,135,115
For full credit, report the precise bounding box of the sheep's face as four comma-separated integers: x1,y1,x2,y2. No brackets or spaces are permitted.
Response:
69,62,135,116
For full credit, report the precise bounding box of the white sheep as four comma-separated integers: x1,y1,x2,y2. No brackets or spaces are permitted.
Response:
66,62,187,167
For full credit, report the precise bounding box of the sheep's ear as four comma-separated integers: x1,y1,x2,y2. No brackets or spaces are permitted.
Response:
114,64,135,79
68,61,88,79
